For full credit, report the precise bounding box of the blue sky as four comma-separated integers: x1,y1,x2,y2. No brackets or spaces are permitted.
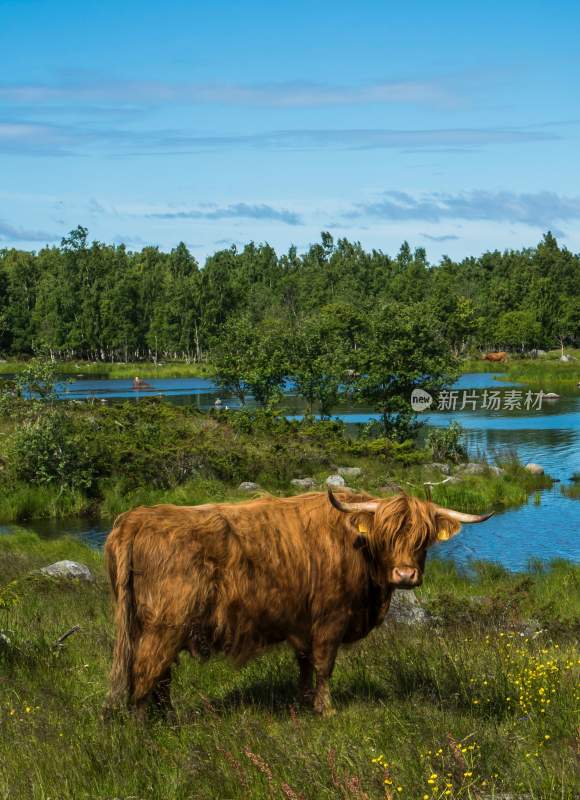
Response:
1,0,580,261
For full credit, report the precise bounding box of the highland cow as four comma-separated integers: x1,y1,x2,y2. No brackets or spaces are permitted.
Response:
105,489,492,717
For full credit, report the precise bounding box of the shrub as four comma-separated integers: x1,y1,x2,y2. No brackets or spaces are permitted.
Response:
426,421,467,463
7,410,95,491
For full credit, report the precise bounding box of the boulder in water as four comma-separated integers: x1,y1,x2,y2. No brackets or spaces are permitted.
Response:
524,463,544,475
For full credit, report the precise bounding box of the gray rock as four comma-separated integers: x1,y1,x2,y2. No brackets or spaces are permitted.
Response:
40,561,94,582
337,466,363,479
238,481,260,492
488,465,505,476
456,462,488,475
467,595,486,606
544,392,560,399
380,482,403,494
385,591,431,626
0,632,11,647
560,354,576,362
290,477,317,490
325,474,346,488
426,463,451,475
519,618,543,637
524,463,544,475
455,462,504,477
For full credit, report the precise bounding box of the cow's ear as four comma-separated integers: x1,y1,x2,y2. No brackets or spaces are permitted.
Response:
434,514,462,542
356,519,370,535
353,518,372,551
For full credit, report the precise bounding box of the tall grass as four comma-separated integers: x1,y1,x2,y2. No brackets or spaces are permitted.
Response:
0,483,90,522
561,483,580,499
460,358,508,374
99,478,244,518
429,460,551,513
498,361,580,389
462,352,580,388
0,360,215,378
0,533,577,799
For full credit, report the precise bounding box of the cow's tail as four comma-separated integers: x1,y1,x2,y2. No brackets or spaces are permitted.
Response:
104,521,136,712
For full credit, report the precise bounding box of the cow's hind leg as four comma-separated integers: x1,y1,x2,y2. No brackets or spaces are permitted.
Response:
150,666,174,717
130,627,180,718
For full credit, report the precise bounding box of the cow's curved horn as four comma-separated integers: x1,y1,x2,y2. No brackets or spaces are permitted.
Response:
434,505,494,523
327,487,379,514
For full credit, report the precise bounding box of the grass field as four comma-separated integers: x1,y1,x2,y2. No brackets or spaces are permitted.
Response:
0,360,215,379
462,350,580,389
0,532,578,799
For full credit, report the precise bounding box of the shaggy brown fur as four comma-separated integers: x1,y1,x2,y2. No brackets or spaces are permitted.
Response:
104,490,464,717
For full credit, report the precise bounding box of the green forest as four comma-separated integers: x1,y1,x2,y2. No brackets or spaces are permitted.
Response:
1,227,578,365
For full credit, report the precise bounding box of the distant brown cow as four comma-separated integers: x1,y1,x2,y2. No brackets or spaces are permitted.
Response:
104,490,492,717
483,351,508,362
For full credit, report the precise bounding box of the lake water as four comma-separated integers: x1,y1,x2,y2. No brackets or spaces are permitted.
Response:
4,373,579,571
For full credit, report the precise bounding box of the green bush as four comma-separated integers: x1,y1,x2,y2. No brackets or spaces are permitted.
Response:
426,421,467,463
7,410,95,491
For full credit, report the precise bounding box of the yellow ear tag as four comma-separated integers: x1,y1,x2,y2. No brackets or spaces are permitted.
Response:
437,529,452,541
357,521,370,534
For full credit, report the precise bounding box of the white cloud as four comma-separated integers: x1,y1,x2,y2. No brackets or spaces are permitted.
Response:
0,219,58,242
348,190,580,232
0,77,459,109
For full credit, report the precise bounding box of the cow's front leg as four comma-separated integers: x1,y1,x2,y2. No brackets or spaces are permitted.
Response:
295,651,314,705
312,638,339,717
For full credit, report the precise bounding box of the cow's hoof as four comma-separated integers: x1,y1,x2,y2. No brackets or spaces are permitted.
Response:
314,703,336,717
100,703,127,723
